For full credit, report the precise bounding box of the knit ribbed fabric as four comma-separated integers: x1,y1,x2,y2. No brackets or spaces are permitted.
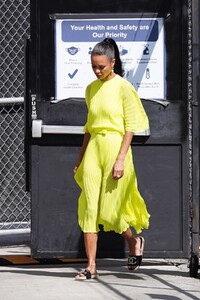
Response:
83,75,149,135
74,75,150,234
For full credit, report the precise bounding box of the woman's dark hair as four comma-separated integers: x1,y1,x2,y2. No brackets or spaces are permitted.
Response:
91,38,123,77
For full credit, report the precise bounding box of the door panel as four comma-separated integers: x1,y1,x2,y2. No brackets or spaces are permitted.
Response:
28,0,190,258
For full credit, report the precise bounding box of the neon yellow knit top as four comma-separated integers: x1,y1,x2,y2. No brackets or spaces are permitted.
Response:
84,74,149,135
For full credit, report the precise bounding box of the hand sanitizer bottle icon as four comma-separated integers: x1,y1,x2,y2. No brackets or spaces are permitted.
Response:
146,68,150,79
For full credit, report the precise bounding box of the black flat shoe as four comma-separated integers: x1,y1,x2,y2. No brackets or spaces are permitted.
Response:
75,269,98,280
128,236,145,271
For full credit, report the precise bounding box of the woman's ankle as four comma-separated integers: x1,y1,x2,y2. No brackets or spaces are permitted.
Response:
129,236,141,256
86,262,97,274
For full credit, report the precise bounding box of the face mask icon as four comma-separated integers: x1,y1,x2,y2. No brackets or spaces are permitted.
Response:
66,46,80,55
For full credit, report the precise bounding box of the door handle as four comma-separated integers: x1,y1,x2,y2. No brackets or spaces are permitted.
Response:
32,120,84,137
32,120,150,138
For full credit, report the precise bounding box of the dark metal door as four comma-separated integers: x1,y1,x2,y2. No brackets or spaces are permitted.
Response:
25,0,191,258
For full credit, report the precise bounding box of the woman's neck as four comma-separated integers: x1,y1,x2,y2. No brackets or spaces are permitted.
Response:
101,72,116,82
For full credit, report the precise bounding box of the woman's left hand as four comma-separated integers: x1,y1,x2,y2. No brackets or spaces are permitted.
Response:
112,159,124,180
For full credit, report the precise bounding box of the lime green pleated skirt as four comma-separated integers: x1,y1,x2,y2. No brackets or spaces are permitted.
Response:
74,131,150,234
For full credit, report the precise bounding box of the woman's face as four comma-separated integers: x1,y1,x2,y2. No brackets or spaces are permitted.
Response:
91,55,115,81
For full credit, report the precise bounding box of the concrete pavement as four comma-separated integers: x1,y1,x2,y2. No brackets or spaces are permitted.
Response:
0,245,199,300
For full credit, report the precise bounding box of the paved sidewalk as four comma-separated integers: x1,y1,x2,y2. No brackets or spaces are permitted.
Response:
0,254,199,300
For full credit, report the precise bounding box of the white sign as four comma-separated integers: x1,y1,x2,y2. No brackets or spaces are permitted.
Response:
55,17,165,100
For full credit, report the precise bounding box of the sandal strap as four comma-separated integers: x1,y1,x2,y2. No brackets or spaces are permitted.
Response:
82,269,92,279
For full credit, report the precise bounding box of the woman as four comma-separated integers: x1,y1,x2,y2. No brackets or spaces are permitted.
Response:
74,38,150,280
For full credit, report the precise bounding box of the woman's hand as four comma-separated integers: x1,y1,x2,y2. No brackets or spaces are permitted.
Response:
73,163,80,174
112,131,133,180
112,158,124,180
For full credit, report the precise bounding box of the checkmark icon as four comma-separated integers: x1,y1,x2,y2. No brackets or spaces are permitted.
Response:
68,69,78,79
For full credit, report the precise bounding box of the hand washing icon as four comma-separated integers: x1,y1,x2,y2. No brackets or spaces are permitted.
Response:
143,44,149,55
66,46,80,55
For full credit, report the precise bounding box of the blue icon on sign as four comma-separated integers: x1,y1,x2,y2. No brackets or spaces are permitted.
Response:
119,46,128,56
143,44,150,55
122,69,129,78
68,69,78,79
66,46,80,55
146,68,150,79
88,47,92,55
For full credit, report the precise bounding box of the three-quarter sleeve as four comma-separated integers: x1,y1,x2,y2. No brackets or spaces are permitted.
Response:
122,82,149,133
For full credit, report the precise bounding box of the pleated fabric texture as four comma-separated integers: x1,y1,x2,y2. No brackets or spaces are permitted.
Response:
74,131,150,234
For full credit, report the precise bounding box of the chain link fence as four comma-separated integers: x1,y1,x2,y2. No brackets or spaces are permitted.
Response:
0,0,30,97
0,0,30,241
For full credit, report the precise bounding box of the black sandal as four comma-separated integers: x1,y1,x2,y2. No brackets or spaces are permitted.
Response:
75,269,98,280
128,236,145,271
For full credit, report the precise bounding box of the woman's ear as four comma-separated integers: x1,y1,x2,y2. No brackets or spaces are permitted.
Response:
111,58,116,68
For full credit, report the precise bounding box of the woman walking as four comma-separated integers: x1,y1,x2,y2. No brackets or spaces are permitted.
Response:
74,38,150,280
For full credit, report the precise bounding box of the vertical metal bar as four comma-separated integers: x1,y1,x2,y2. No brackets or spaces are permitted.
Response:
24,39,31,192
188,0,193,255
191,0,200,257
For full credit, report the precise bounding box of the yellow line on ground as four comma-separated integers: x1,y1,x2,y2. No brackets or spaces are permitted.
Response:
0,256,40,264
0,256,87,265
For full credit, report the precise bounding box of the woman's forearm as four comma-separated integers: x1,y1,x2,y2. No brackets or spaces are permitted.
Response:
117,131,133,161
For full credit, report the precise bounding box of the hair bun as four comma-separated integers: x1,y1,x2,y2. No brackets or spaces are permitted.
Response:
103,38,115,45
